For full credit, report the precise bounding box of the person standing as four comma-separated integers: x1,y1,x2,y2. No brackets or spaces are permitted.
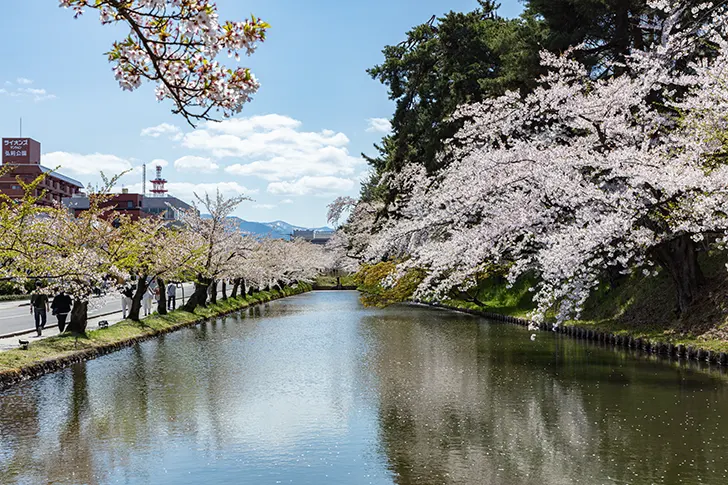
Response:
142,285,154,316
30,284,49,337
167,282,177,310
121,284,134,319
51,291,73,333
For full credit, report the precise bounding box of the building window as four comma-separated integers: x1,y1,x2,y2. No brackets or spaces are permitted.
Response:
11,185,19,190
127,201,134,209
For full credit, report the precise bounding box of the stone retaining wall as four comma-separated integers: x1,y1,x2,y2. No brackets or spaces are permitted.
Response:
415,301,728,367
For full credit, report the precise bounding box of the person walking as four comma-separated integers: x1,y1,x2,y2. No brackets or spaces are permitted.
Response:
142,285,154,316
167,282,177,310
121,284,134,319
30,284,49,337
51,291,73,333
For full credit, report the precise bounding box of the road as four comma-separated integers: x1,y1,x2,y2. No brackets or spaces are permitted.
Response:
0,282,197,337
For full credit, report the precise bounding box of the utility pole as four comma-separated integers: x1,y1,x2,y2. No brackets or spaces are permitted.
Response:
142,164,146,196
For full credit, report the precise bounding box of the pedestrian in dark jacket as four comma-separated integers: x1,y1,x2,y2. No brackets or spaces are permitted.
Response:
51,292,73,333
30,284,49,337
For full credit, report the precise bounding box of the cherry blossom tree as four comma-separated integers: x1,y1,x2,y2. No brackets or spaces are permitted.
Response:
219,230,259,298
232,238,326,293
59,0,269,125
0,168,49,287
363,0,728,323
331,199,384,263
121,218,204,321
327,196,357,228
323,231,360,275
15,195,134,333
178,190,250,311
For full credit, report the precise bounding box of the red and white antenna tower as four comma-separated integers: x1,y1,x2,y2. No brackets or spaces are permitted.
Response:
150,165,168,197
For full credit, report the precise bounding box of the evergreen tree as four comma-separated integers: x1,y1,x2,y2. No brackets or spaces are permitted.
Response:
364,1,541,192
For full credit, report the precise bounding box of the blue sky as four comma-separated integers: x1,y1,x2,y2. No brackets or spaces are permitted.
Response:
0,0,524,227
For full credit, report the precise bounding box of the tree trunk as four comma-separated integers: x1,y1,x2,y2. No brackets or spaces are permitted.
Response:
67,300,89,334
653,234,704,314
222,280,227,300
128,275,148,322
336,276,341,289
240,279,247,298
157,277,167,315
231,278,240,299
210,280,218,304
247,285,255,296
183,278,210,312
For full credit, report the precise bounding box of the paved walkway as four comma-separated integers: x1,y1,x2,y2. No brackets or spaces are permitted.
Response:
0,284,222,352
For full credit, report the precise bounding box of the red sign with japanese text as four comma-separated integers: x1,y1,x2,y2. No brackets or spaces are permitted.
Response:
2,138,41,165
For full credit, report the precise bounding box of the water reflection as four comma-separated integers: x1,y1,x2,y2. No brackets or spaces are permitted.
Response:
0,292,727,484
363,305,728,484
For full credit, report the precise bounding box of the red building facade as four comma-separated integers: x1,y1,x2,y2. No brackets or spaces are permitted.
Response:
66,191,146,221
0,138,84,205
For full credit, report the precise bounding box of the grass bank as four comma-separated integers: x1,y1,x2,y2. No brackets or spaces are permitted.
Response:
440,253,728,353
0,284,311,387
0,294,30,302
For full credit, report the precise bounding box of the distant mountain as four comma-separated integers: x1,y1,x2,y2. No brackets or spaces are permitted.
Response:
229,217,290,239
263,220,306,234
262,220,333,234
202,215,333,240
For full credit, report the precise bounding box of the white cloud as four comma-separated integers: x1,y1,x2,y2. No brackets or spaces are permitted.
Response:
42,151,134,176
173,155,219,172
165,181,257,203
1,86,56,102
280,199,294,204
179,114,364,181
252,203,276,210
366,117,391,133
148,158,169,168
141,123,182,140
16,77,33,85
119,181,256,204
267,176,355,196
200,114,301,136
19,88,55,101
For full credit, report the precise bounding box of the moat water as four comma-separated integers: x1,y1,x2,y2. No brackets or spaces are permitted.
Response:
1,291,727,484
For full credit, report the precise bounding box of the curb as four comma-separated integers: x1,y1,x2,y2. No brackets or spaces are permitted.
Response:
413,300,728,367
0,310,124,340
0,289,220,340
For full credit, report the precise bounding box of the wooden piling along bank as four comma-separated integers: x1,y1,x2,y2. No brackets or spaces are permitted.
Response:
415,301,728,367
0,286,311,389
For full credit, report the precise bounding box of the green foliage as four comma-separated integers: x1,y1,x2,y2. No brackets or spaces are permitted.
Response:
0,281,27,296
524,0,651,74
522,0,715,76
445,273,538,316
356,262,425,306
363,1,544,193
